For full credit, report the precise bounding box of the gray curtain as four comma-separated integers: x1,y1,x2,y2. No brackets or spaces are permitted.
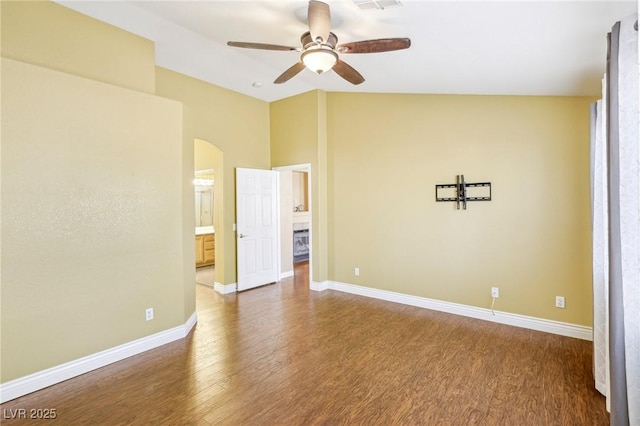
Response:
591,14,639,426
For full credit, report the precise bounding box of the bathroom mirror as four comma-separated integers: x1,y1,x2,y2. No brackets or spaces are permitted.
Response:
195,170,214,230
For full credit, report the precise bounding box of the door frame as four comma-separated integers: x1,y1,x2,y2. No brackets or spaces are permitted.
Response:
272,163,312,286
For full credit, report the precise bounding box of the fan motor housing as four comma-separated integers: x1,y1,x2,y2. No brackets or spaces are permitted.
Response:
301,31,338,49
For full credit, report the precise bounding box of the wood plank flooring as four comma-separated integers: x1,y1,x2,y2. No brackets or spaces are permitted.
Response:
1,262,608,425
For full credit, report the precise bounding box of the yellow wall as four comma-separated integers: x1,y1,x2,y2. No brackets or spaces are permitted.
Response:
0,0,196,385
1,1,155,93
326,93,593,325
270,90,329,283
195,139,218,172
271,91,320,166
1,58,186,381
181,118,197,323
156,68,271,285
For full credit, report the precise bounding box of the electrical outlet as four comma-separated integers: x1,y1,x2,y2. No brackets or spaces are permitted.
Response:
354,267,360,277
491,287,499,298
146,308,154,321
556,296,565,309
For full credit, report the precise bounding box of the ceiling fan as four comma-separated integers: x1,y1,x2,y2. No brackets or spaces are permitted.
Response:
227,0,411,85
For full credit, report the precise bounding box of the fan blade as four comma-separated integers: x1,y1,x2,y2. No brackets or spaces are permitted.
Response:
274,62,306,84
227,41,298,51
337,38,411,54
333,60,364,85
308,0,331,44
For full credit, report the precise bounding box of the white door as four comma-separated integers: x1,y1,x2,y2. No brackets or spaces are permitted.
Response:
236,168,279,291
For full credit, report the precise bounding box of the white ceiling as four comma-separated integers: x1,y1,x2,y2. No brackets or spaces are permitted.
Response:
56,1,636,102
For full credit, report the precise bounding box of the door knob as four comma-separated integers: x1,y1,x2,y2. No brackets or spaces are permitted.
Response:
238,233,248,238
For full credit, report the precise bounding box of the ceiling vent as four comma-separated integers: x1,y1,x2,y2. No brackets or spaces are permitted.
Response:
353,0,404,11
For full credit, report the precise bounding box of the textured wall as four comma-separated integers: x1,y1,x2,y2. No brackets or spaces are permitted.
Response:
1,1,156,93
1,58,186,382
326,93,593,325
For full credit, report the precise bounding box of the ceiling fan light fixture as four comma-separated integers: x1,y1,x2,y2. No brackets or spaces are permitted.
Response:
227,2,410,85
301,48,338,74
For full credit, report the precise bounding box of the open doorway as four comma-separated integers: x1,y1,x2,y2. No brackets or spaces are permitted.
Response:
194,139,223,288
273,164,312,285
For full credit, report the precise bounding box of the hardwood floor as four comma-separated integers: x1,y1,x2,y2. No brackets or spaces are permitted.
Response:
1,262,608,425
195,265,215,287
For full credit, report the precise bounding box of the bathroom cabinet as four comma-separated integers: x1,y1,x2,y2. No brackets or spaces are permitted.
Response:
195,233,215,267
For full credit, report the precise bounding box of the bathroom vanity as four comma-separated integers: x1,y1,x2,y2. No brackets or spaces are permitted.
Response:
195,227,214,267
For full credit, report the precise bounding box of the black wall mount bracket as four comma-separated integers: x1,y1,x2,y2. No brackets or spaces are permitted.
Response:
435,175,491,210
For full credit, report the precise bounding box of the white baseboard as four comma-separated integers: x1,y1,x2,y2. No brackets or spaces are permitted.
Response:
214,282,237,294
184,311,198,335
310,280,330,291
327,281,592,341
280,271,294,279
0,311,198,404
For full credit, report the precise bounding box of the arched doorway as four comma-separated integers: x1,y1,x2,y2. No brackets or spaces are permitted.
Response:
194,139,223,288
